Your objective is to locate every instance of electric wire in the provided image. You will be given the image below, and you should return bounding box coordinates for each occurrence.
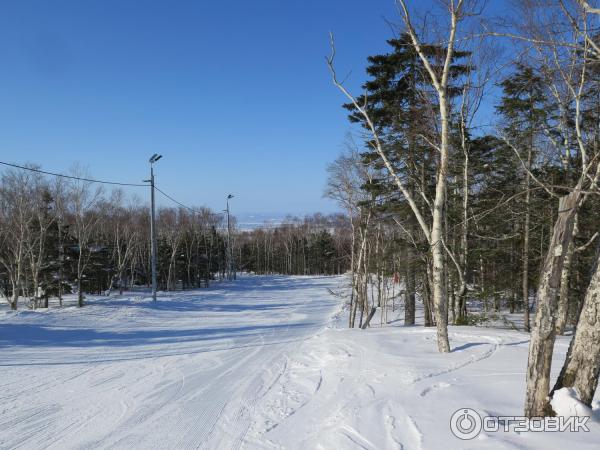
[0,159,225,217]
[0,160,148,187]
[154,186,225,217]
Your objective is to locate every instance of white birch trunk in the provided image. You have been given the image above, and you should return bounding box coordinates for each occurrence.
[552,243,600,406]
[524,191,578,417]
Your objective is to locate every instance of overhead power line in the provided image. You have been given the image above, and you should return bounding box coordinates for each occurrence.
[154,186,224,217]
[0,160,148,187]
[0,159,224,217]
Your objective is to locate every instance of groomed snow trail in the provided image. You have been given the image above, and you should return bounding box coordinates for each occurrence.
[243,308,600,450]
[0,275,344,450]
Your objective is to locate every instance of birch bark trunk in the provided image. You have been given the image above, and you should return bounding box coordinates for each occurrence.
[552,242,600,406]
[405,253,416,326]
[556,214,579,334]
[431,93,451,352]
[524,191,578,417]
[522,148,532,332]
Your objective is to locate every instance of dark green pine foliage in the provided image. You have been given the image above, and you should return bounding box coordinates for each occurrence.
[480,64,550,308]
[343,33,471,215]
[307,230,337,275]
[31,188,64,304]
[342,34,473,297]
[468,135,523,306]
[497,63,547,149]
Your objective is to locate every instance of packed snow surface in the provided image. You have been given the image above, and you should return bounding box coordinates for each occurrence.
[1,274,599,449]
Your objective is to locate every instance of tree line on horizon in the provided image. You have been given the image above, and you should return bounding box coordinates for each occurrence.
[236,213,351,276]
[0,167,351,310]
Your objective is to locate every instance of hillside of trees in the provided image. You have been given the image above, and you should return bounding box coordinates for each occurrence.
[323,0,600,417]
[0,169,230,309]
[0,168,351,311]
[237,214,351,275]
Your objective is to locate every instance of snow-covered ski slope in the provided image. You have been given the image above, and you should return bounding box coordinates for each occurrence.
[244,314,599,449]
[0,275,343,449]
[2,274,599,449]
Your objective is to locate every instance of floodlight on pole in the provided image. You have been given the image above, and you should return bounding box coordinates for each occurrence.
[148,154,163,301]
[225,194,235,280]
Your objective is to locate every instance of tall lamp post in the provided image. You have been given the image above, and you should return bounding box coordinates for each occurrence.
[147,154,162,301]
[226,194,234,280]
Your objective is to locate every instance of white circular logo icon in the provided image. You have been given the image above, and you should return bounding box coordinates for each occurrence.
[450,408,482,440]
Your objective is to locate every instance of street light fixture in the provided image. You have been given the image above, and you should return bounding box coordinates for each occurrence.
[148,154,163,301]
[226,194,235,280]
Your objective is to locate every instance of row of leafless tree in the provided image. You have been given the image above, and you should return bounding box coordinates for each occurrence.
[0,167,228,310]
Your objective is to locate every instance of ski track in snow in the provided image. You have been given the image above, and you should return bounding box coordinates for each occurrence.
[2,275,599,450]
[240,326,501,449]
[240,307,599,450]
[0,275,344,450]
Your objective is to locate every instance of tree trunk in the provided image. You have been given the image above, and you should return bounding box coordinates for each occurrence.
[430,92,451,353]
[522,210,531,330]
[456,122,469,323]
[552,243,600,406]
[77,278,84,308]
[480,256,489,315]
[358,277,365,329]
[350,286,359,328]
[524,191,578,417]
[556,213,578,335]
[405,261,416,325]
[361,306,378,329]
[58,220,64,305]
[522,135,533,332]
[424,263,434,327]
[10,288,18,311]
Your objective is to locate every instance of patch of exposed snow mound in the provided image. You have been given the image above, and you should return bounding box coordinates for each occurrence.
[551,387,593,417]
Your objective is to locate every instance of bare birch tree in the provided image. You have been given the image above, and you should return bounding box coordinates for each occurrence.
[328,0,475,352]
[25,174,55,308]
[0,170,35,310]
[67,170,103,307]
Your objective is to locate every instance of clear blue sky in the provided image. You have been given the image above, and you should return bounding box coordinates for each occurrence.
[0,0,504,215]
[0,0,407,215]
